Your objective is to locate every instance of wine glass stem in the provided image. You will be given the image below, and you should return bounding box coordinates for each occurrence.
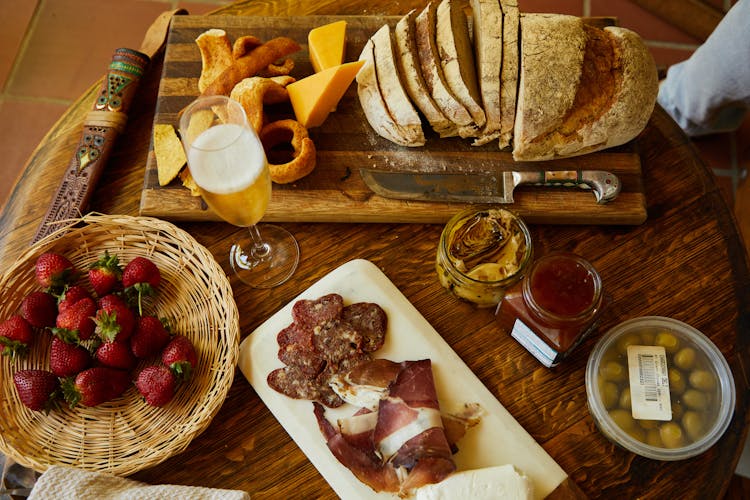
[248,225,270,259]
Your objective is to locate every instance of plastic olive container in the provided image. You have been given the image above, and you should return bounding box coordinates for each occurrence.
[586,316,735,460]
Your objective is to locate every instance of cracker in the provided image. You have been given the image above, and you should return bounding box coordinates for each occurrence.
[153,124,187,186]
[179,169,201,197]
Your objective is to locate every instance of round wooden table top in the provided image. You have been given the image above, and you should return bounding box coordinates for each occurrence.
[1,1,749,498]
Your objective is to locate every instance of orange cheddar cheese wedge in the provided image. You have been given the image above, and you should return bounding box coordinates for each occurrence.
[308,20,347,73]
[288,60,365,128]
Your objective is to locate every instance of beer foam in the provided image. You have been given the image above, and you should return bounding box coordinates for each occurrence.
[187,123,266,194]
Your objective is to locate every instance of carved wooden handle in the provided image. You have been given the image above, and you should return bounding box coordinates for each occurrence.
[32,48,150,243]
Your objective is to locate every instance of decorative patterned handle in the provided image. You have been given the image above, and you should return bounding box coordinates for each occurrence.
[33,48,150,243]
[516,170,621,204]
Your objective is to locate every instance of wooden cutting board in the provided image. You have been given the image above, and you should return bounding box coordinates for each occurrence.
[139,15,647,225]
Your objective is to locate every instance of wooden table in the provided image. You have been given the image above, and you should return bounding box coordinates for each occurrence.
[1,1,749,498]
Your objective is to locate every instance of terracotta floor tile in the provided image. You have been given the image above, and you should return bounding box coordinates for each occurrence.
[0,98,70,208]
[590,0,702,45]
[8,0,169,101]
[0,0,38,92]
[647,46,694,69]
[517,0,583,16]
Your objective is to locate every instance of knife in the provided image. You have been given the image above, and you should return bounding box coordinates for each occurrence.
[32,9,187,244]
[359,168,621,204]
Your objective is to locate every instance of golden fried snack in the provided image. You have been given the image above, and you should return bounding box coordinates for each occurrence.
[230,76,296,133]
[232,35,263,59]
[259,58,295,77]
[196,29,233,93]
[260,119,317,184]
[153,124,186,186]
[201,37,301,97]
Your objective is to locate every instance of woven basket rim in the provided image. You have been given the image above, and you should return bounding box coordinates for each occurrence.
[0,213,239,476]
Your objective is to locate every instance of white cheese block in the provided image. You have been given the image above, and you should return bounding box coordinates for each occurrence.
[415,464,533,500]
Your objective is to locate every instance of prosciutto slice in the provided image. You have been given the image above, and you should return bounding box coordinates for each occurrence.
[314,359,459,495]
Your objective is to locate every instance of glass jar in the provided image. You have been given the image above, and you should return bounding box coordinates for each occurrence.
[436,208,533,308]
[496,252,605,367]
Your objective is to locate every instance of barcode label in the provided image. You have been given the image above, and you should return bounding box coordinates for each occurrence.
[627,345,672,421]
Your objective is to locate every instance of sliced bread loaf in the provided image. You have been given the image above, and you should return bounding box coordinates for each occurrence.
[470,0,503,145]
[498,0,519,149]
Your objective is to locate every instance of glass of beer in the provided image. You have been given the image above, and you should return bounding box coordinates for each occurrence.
[179,95,299,288]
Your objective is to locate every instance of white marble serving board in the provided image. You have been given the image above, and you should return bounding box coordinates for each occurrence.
[237,259,566,499]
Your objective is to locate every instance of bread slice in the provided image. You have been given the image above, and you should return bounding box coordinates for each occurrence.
[394,10,458,138]
[436,0,486,132]
[371,24,425,146]
[469,0,503,145]
[357,39,416,146]
[513,14,658,160]
[498,0,519,149]
[415,2,477,138]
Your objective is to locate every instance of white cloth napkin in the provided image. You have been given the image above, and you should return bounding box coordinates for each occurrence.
[28,465,250,500]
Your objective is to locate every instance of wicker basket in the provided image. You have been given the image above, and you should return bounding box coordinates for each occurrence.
[0,213,240,476]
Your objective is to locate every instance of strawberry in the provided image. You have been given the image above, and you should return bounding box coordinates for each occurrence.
[35,252,76,292]
[13,369,60,412]
[122,257,161,315]
[20,291,58,328]
[130,316,171,359]
[58,285,92,314]
[95,340,136,370]
[52,297,97,342]
[88,251,122,297]
[135,365,176,407]
[0,315,34,357]
[61,366,131,408]
[49,336,92,377]
[94,294,135,342]
[161,335,197,381]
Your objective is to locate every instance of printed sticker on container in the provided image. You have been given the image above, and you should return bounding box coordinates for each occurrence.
[627,345,672,421]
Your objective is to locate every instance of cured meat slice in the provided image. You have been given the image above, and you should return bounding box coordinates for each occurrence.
[313,319,364,362]
[341,302,387,352]
[277,322,325,377]
[292,293,344,329]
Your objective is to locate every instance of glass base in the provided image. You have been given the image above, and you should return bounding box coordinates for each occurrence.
[229,224,299,288]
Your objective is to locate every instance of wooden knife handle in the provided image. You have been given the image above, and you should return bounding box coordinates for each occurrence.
[517,170,621,204]
[32,48,150,243]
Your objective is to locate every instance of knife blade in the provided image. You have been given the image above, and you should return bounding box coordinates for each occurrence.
[360,169,621,204]
[32,9,187,244]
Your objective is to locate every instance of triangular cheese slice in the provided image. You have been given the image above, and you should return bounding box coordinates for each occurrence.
[287,60,365,128]
[308,20,347,73]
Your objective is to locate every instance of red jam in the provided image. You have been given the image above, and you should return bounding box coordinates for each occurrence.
[496,253,604,367]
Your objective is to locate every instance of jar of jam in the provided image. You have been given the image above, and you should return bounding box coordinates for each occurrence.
[496,252,605,367]
[436,208,533,308]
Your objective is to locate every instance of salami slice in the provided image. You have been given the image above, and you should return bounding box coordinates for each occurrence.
[313,319,364,363]
[341,302,387,352]
[292,293,344,329]
[278,342,325,377]
[267,365,323,402]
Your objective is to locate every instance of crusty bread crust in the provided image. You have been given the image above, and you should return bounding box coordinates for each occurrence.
[394,10,457,138]
[372,24,425,146]
[470,0,503,146]
[498,0,519,149]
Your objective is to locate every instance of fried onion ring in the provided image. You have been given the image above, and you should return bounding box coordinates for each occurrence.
[230,76,296,133]
[260,119,317,184]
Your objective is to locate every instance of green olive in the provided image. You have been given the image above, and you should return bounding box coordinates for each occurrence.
[619,387,632,410]
[600,380,620,410]
[671,402,685,420]
[682,389,710,410]
[600,361,628,382]
[669,368,687,395]
[626,425,646,442]
[659,422,686,448]
[674,347,697,370]
[640,330,657,345]
[638,419,659,430]
[655,331,680,353]
[616,333,643,355]
[682,411,706,442]
[609,409,637,432]
[646,428,664,447]
[689,369,717,392]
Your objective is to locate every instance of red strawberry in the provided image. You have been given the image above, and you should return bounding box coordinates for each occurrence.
[96,340,136,370]
[35,252,76,292]
[49,336,92,377]
[122,257,161,315]
[161,335,197,381]
[135,365,176,407]
[0,315,34,357]
[94,294,135,342]
[53,297,97,342]
[88,251,122,296]
[20,291,58,328]
[61,367,131,408]
[13,369,60,412]
[130,316,171,358]
[58,285,92,314]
